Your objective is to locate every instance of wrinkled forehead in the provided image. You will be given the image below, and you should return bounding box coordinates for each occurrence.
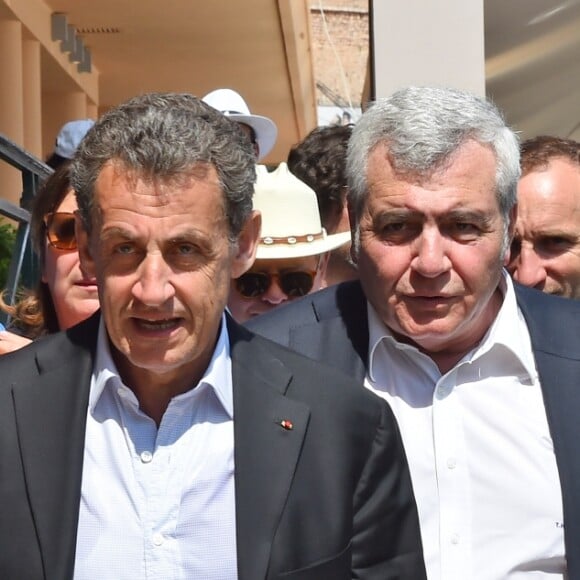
[90,160,224,210]
[99,158,218,189]
[87,160,227,229]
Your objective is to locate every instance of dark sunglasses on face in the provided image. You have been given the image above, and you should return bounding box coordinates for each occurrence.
[44,212,77,250]
[235,269,317,299]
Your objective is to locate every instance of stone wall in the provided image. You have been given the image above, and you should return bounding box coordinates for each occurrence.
[309,0,369,109]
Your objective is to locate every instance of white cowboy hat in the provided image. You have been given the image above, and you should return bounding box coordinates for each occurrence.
[202,88,278,160]
[253,163,351,260]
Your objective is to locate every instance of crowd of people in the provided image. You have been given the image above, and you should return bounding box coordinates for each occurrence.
[0,85,578,579]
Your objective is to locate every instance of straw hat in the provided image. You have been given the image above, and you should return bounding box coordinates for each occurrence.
[254,163,351,259]
[202,88,277,160]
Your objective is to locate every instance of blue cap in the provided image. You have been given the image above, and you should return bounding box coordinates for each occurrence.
[54,119,94,159]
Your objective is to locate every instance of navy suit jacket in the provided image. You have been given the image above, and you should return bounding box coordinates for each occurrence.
[0,312,426,580]
[248,280,580,579]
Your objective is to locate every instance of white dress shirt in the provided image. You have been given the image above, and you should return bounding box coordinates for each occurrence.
[74,315,238,580]
[366,273,565,580]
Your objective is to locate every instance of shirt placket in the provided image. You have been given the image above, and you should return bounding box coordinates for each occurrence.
[141,405,185,580]
[432,370,472,580]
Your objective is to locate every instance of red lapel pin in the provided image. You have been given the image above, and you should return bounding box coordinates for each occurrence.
[279,419,293,430]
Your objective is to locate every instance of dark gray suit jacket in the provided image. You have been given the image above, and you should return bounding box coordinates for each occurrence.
[0,312,426,580]
[248,280,580,579]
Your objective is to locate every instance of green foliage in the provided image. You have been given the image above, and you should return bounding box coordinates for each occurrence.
[0,221,17,291]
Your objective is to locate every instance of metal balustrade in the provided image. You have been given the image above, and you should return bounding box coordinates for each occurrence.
[0,133,53,324]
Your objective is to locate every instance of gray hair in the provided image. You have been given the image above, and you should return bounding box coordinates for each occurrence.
[347,86,520,253]
[71,92,256,242]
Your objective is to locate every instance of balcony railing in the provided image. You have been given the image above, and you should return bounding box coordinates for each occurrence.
[0,133,52,324]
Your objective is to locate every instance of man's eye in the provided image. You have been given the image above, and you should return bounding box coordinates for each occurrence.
[177,244,197,255]
[375,221,421,243]
[377,222,409,236]
[115,243,135,255]
[540,236,573,253]
[450,222,481,240]
[383,223,406,232]
[455,223,478,233]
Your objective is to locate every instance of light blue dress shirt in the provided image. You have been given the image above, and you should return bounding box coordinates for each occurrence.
[74,315,238,579]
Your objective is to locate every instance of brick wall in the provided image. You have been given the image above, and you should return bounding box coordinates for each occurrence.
[309,0,369,108]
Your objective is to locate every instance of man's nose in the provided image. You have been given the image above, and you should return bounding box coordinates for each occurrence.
[411,228,452,278]
[132,253,175,306]
[260,276,288,305]
[509,243,547,290]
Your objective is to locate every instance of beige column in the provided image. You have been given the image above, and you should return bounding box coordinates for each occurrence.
[0,18,25,207]
[86,100,98,120]
[370,0,485,98]
[22,38,42,159]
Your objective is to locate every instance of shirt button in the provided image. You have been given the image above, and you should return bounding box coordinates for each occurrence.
[436,385,451,399]
[447,457,457,469]
[152,532,164,546]
[140,450,153,463]
[451,533,460,545]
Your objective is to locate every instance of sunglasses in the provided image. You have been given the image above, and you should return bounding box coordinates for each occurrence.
[235,269,317,299]
[44,212,77,250]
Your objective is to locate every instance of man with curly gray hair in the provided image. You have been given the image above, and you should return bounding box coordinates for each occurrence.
[249,86,580,580]
[0,92,426,579]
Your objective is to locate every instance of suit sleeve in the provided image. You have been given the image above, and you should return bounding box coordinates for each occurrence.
[351,400,427,579]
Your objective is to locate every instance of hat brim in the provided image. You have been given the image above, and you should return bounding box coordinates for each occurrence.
[226,114,278,160]
[256,230,351,260]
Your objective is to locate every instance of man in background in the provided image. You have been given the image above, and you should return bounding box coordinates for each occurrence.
[508,135,580,298]
[202,88,277,161]
[228,162,349,322]
[288,124,357,286]
[46,118,95,169]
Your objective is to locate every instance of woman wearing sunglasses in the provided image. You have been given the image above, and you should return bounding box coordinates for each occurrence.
[0,161,99,353]
[228,163,350,322]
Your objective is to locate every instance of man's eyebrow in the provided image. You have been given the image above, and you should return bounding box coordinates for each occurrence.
[535,229,579,240]
[100,226,134,240]
[445,209,491,223]
[99,227,210,240]
[373,209,418,222]
[168,232,216,251]
[168,229,211,241]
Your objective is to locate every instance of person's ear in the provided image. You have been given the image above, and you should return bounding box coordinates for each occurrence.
[508,204,517,237]
[315,252,330,289]
[347,200,359,265]
[231,210,261,279]
[75,211,97,278]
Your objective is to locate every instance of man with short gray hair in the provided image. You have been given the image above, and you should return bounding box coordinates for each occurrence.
[249,86,580,579]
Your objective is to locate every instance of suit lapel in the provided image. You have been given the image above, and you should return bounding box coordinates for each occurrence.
[11,316,98,579]
[293,281,368,382]
[229,321,310,580]
[529,348,580,579]
[516,287,580,578]
[290,316,366,381]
